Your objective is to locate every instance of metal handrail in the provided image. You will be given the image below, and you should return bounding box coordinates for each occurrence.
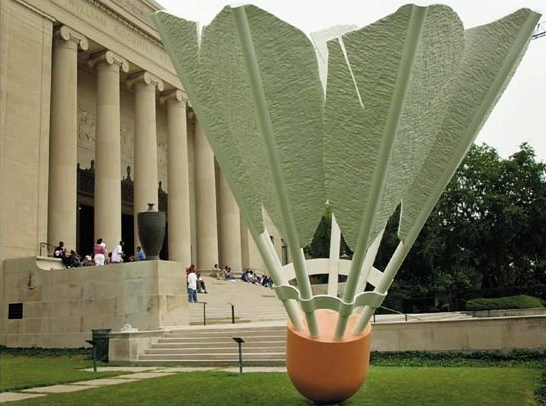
[373,305,426,322]
[200,302,207,326]
[228,303,236,324]
[39,242,57,257]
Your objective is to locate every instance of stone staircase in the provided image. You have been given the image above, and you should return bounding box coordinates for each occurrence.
[136,276,288,366]
[138,323,287,366]
[187,276,288,325]
[134,276,476,366]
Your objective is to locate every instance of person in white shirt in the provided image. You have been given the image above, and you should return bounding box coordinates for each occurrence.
[187,269,198,303]
[111,241,124,263]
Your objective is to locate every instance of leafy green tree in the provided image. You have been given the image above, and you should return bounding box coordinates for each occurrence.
[306,143,546,303]
[425,143,546,291]
[304,206,352,259]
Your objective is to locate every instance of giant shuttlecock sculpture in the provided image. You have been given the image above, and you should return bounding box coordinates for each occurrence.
[152,4,539,403]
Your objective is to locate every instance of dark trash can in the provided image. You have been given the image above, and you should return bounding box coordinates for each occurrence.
[91,329,111,362]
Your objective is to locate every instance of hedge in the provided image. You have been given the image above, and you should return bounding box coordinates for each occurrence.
[466,295,544,311]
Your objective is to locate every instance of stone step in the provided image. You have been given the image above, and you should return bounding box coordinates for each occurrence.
[134,359,286,367]
[158,335,285,344]
[165,328,286,338]
[146,346,286,354]
[189,318,253,326]
[139,352,285,361]
[152,340,285,348]
[188,309,286,317]
[189,313,286,319]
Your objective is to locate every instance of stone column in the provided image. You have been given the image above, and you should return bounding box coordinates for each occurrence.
[89,51,128,250]
[187,111,197,264]
[127,72,164,250]
[247,229,266,273]
[159,89,191,264]
[194,121,218,270]
[240,215,250,269]
[218,170,242,271]
[48,26,88,250]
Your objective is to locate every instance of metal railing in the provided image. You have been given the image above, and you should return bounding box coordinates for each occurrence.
[372,305,426,323]
[198,302,238,326]
[39,242,57,257]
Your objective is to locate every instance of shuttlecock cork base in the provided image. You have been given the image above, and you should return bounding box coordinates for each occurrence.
[286,309,372,404]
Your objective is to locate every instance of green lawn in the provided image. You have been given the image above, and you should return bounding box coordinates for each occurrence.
[0,357,121,392]
[2,366,540,406]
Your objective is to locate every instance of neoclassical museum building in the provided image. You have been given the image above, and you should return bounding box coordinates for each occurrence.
[0,0,288,347]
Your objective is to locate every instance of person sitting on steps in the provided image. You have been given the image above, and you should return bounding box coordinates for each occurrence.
[196,272,207,293]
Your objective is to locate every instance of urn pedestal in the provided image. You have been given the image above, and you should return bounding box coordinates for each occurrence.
[137,203,166,260]
[286,309,372,404]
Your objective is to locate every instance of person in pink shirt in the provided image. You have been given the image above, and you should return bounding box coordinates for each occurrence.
[93,238,107,266]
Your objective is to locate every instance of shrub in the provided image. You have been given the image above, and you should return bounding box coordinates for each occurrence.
[440,303,450,312]
[0,346,88,358]
[466,295,544,311]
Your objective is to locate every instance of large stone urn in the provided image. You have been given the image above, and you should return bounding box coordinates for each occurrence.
[137,203,166,260]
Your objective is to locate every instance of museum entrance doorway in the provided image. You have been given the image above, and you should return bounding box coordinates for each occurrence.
[122,212,134,258]
[77,204,94,256]
[76,204,168,261]
[77,202,137,260]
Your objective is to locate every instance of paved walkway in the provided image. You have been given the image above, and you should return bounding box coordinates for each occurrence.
[0,366,287,403]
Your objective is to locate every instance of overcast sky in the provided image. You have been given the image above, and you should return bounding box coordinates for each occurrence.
[157,0,546,162]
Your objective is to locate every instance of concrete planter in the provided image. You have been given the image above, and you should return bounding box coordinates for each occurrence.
[286,309,372,404]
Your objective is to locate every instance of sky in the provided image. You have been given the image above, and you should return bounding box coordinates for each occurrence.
[157,0,546,162]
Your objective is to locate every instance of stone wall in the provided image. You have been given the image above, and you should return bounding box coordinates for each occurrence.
[371,315,545,352]
[1,258,189,347]
[0,0,52,262]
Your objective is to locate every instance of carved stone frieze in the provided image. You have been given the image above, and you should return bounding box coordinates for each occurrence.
[121,122,134,162]
[158,141,167,174]
[78,105,96,150]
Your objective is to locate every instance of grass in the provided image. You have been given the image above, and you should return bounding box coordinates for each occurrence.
[0,356,121,392]
[1,366,541,405]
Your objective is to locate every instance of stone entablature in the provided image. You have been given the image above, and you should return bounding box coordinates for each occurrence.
[107,0,162,31]
[20,0,181,88]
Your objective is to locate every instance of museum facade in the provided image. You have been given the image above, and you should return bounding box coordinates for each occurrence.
[1,0,289,269]
[0,0,291,346]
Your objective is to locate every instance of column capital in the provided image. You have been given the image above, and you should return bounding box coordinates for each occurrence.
[127,71,164,91]
[88,50,129,73]
[159,89,188,105]
[54,25,88,51]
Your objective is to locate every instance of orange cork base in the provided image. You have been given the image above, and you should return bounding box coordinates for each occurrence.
[286,309,372,404]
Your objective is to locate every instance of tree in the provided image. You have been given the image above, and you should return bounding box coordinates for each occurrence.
[409,143,546,293]
[304,206,352,259]
[306,143,546,304]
